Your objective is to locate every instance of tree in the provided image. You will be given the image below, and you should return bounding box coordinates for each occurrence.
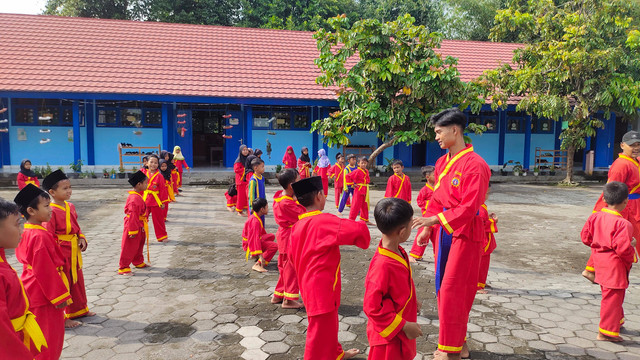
[44,0,131,19]
[138,0,240,26]
[480,0,640,184]
[238,0,358,31]
[312,14,485,165]
[357,0,443,32]
[441,0,510,41]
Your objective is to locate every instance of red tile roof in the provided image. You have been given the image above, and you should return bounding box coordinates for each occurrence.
[0,13,522,100]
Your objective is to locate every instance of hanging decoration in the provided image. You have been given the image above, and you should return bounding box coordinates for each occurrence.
[38,99,52,143]
[39,138,51,144]
[222,134,232,139]
[266,139,272,159]
[39,129,51,133]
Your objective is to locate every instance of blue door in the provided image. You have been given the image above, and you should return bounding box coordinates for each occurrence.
[224,109,244,167]
[173,109,193,168]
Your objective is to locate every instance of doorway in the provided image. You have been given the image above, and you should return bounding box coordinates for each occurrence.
[192,110,224,167]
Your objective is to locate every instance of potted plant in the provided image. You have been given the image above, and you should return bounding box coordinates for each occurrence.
[89,171,97,179]
[128,166,138,179]
[43,163,53,177]
[68,160,83,179]
[500,160,513,176]
[33,167,42,179]
[118,166,126,179]
[549,167,557,176]
[512,162,523,176]
[275,164,282,174]
[102,168,109,178]
[110,168,117,179]
[533,166,540,176]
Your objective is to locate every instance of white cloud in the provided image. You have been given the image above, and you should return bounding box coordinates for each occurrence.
[0,0,47,15]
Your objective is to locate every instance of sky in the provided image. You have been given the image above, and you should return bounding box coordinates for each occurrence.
[0,0,46,15]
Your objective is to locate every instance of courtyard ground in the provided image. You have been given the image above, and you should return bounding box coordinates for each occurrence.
[3,183,640,360]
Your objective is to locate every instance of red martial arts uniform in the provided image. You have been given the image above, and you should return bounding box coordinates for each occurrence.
[144,171,168,242]
[283,146,297,169]
[290,211,371,360]
[162,176,174,221]
[234,162,248,213]
[329,163,347,208]
[242,213,278,265]
[119,190,148,274]
[410,184,436,260]
[384,173,412,203]
[347,167,370,222]
[425,144,490,354]
[314,166,330,196]
[298,158,311,179]
[477,204,497,290]
[225,191,237,209]
[174,159,189,188]
[272,191,306,301]
[586,154,640,273]
[16,224,72,360]
[45,201,90,320]
[364,244,417,360]
[17,173,40,190]
[0,248,47,359]
[171,169,179,194]
[581,208,637,338]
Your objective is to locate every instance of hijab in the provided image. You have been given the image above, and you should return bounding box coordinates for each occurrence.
[158,159,172,181]
[283,146,296,166]
[235,145,249,165]
[166,153,176,170]
[173,146,185,161]
[317,149,330,168]
[254,149,263,158]
[245,155,257,173]
[299,146,310,163]
[20,159,36,177]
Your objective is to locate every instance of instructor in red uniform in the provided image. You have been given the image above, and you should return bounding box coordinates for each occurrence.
[413,108,491,360]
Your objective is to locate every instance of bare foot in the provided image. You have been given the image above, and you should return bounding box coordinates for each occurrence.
[477,289,489,294]
[409,257,418,263]
[484,284,492,289]
[597,332,623,342]
[252,262,268,273]
[64,319,82,329]
[461,342,470,358]
[236,211,244,217]
[582,269,596,284]
[226,207,234,212]
[271,296,283,304]
[282,299,304,309]
[118,272,134,276]
[433,350,462,360]
[80,311,97,318]
[343,349,360,359]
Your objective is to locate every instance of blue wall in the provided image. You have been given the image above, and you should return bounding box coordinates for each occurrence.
[10,126,88,169]
[530,134,557,168]
[467,133,499,165]
[93,127,163,166]
[503,134,526,166]
[252,129,313,166]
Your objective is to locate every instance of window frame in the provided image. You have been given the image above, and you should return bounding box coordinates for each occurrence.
[11,99,84,127]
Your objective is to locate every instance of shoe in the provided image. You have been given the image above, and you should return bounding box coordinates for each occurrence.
[133,130,142,135]
[38,116,52,121]
[40,138,51,144]
[0,108,6,114]
[39,129,51,133]
[0,119,8,123]
[0,129,8,133]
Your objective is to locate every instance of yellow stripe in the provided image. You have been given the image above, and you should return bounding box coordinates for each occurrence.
[484,235,491,252]
[434,146,474,191]
[65,307,89,319]
[273,291,284,297]
[333,262,341,291]
[253,212,264,229]
[51,292,70,305]
[478,282,485,288]
[618,155,640,193]
[118,268,131,274]
[23,224,47,231]
[620,317,625,324]
[437,212,454,234]
[585,266,595,272]
[601,208,622,217]
[336,352,344,360]
[283,292,299,299]
[393,174,405,198]
[299,210,322,220]
[378,247,409,269]
[599,327,620,337]
[489,219,497,233]
[409,253,422,259]
[274,195,294,203]
[379,314,403,338]
[438,344,463,352]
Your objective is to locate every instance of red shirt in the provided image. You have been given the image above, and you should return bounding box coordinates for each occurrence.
[416,184,434,216]
[145,171,167,208]
[425,145,491,241]
[329,164,346,188]
[174,159,189,173]
[0,249,39,359]
[385,173,412,203]
[478,204,497,255]
[234,162,246,186]
[347,168,370,196]
[581,209,637,289]
[242,213,268,257]
[364,244,417,356]
[314,166,329,179]
[290,211,370,316]
[16,224,71,308]
[298,158,311,179]
[17,173,40,190]
[272,190,306,254]
[124,191,147,236]
[593,154,640,225]
[45,201,84,239]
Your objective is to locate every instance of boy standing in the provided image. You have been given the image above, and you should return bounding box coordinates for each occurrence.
[144,155,168,242]
[347,156,371,223]
[15,184,72,360]
[0,197,47,359]
[272,169,305,308]
[581,181,638,342]
[364,198,422,359]
[329,153,347,209]
[338,154,358,214]
[290,176,371,359]
[384,160,412,203]
[43,170,94,328]
[242,198,278,273]
[118,171,149,275]
[409,166,436,262]
[248,158,266,220]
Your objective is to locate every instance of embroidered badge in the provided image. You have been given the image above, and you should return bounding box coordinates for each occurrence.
[451,177,461,187]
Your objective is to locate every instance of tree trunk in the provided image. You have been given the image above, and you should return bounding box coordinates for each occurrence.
[368,137,398,168]
[563,145,576,184]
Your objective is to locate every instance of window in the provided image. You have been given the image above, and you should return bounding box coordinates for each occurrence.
[253,114,271,128]
[506,111,526,133]
[145,110,162,126]
[38,107,59,126]
[98,109,117,125]
[465,110,498,133]
[15,108,34,124]
[272,111,291,130]
[532,115,554,134]
[121,108,141,127]
[294,114,309,129]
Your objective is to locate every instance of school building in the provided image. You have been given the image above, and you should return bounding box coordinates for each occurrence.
[0,13,635,173]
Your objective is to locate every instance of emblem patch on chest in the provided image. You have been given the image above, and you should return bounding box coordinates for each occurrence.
[451,177,461,187]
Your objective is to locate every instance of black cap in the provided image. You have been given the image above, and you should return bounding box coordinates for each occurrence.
[14,184,45,208]
[42,170,68,191]
[622,131,640,145]
[128,170,147,186]
[291,176,323,198]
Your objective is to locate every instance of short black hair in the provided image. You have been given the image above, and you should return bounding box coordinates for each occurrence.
[254,149,263,157]
[374,198,414,235]
[20,192,50,219]
[277,168,298,189]
[142,156,149,162]
[421,166,435,177]
[392,160,404,167]
[251,158,265,169]
[346,154,356,161]
[149,154,159,161]
[603,181,628,206]
[297,189,323,207]
[335,152,343,160]
[252,197,268,213]
[358,156,369,163]
[431,108,467,129]
[0,198,20,221]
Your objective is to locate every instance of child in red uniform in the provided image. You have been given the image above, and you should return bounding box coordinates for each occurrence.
[282,146,297,169]
[15,184,72,360]
[0,198,47,359]
[159,159,174,221]
[581,181,638,342]
[118,171,149,276]
[477,185,497,294]
[365,198,422,359]
[272,169,305,309]
[329,153,346,208]
[313,149,331,196]
[42,170,94,328]
[347,156,371,223]
[384,160,412,203]
[172,146,190,190]
[225,184,238,212]
[234,145,250,216]
[298,147,312,179]
[290,176,371,360]
[17,159,40,190]
[145,155,168,242]
[242,198,278,273]
[409,166,436,263]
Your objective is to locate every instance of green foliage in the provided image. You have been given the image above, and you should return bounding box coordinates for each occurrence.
[441,0,512,41]
[313,14,485,162]
[383,157,396,173]
[480,0,640,183]
[44,0,130,19]
[358,0,443,32]
[69,159,83,173]
[239,0,358,31]
[275,164,282,173]
[44,163,54,177]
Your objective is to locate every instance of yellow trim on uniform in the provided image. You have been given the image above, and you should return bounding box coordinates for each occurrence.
[438,344,463,352]
[620,317,625,324]
[599,327,620,337]
[299,210,322,220]
[618,155,640,193]
[409,253,422,259]
[434,146,474,191]
[118,267,131,274]
[51,292,71,306]
[376,247,414,337]
[379,314,403,338]
[55,201,83,285]
[274,195,294,203]
[478,282,486,288]
[393,174,406,198]
[585,265,595,272]
[336,351,345,360]
[378,247,408,269]
[283,292,299,299]
[437,212,454,234]
[333,262,341,291]
[601,208,622,217]
[65,307,89,319]
[23,223,47,231]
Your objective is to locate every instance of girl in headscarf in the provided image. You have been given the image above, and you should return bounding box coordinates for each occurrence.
[254,149,263,158]
[298,147,311,179]
[234,145,250,215]
[282,146,297,169]
[244,154,258,183]
[172,146,190,190]
[158,159,175,221]
[17,159,40,189]
[313,149,331,196]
